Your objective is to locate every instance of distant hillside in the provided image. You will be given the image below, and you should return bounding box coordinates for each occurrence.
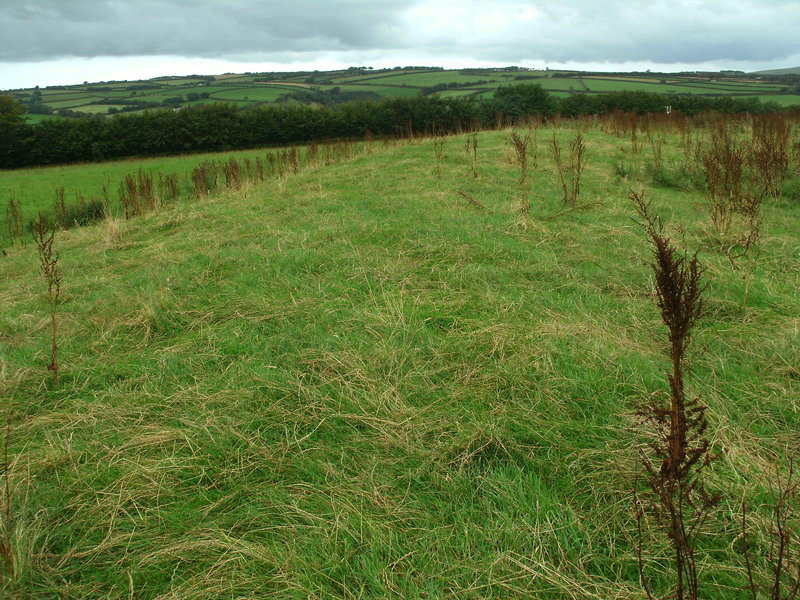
[754,66,800,75]
[5,66,799,123]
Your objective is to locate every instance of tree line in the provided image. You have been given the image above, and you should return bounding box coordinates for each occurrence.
[0,84,788,169]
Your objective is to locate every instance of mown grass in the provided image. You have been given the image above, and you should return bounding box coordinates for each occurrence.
[0,122,798,598]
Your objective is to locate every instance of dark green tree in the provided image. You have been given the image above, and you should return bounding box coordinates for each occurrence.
[0,95,28,167]
[490,83,556,118]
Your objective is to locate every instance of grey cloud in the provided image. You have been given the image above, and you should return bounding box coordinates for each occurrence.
[1,0,410,61]
[2,0,799,66]
[398,0,800,65]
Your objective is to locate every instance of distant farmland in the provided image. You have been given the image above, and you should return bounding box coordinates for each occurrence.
[6,66,799,121]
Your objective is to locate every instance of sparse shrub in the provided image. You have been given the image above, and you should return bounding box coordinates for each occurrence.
[569,133,587,204]
[222,158,242,190]
[650,135,664,171]
[118,174,138,218]
[751,113,791,198]
[158,173,180,202]
[136,169,157,211]
[307,140,319,165]
[508,130,531,214]
[60,196,105,228]
[551,134,568,201]
[550,132,587,205]
[702,125,751,235]
[631,191,719,600]
[118,170,156,217]
[192,161,219,198]
[254,157,266,182]
[4,195,23,247]
[52,187,66,229]
[31,214,62,386]
[287,147,300,174]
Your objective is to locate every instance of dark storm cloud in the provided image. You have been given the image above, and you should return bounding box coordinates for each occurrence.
[3,0,799,65]
[0,0,409,61]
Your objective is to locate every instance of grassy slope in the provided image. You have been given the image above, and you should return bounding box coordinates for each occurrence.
[0,126,799,599]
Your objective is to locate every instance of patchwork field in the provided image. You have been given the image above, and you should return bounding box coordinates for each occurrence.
[1,114,799,598]
[7,67,798,122]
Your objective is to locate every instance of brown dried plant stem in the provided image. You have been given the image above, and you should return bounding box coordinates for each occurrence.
[550,133,587,206]
[32,215,62,386]
[5,195,23,247]
[509,131,531,214]
[550,134,569,203]
[569,133,587,205]
[631,191,718,600]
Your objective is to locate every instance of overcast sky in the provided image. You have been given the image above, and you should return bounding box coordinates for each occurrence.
[2,0,799,89]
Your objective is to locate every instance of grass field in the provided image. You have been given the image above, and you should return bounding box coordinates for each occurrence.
[346,72,508,87]
[754,94,800,106]
[71,104,121,114]
[317,84,424,98]
[1,116,799,598]
[0,146,317,223]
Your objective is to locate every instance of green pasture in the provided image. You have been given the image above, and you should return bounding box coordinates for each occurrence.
[326,69,441,83]
[208,88,286,102]
[72,104,121,114]
[8,69,798,121]
[22,113,64,124]
[361,71,507,87]
[151,78,210,86]
[0,121,798,598]
[0,145,317,222]
[435,88,488,98]
[45,97,104,109]
[316,84,423,98]
[753,94,800,106]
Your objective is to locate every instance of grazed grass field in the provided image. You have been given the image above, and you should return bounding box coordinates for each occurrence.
[0,119,799,598]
